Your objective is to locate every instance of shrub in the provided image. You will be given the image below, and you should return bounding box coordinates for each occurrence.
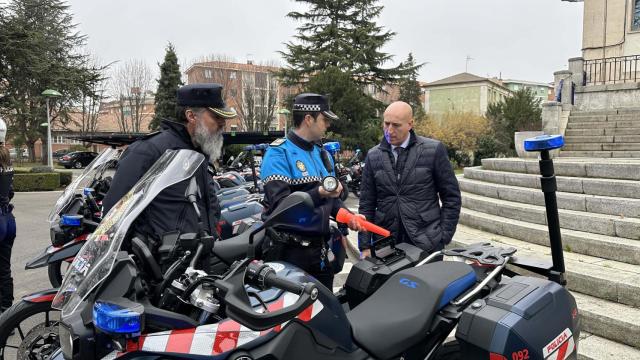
[14,173,60,191]
[415,112,490,167]
[30,166,54,173]
[59,171,73,186]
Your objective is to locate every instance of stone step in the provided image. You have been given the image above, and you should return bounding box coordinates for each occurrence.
[563,143,640,151]
[458,177,640,219]
[480,157,640,180]
[568,114,607,122]
[459,205,640,265]
[462,191,640,242]
[607,114,640,122]
[564,135,614,143]
[560,150,640,158]
[578,333,640,360]
[563,143,607,151]
[563,127,640,136]
[567,121,616,129]
[464,167,640,199]
[571,109,621,115]
[565,128,605,136]
[605,127,640,135]
[453,224,640,348]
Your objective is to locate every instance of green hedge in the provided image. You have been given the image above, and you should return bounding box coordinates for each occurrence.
[59,171,72,187]
[14,173,60,191]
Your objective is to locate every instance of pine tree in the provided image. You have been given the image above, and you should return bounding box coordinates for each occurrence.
[398,53,426,120]
[0,0,104,161]
[150,43,183,130]
[486,88,542,154]
[279,0,415,89]
[279,0,417,148]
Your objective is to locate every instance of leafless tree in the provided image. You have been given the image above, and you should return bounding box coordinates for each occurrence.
[109,59,153,133]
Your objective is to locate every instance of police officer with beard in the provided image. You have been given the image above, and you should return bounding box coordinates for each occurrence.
[102,83,236,256]
[261,93,364,289]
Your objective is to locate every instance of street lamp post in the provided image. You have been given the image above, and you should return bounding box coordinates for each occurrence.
[42,89,62,169]
[277,108,291,135]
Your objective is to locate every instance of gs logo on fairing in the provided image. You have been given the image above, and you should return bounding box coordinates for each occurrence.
[399,278,418,289]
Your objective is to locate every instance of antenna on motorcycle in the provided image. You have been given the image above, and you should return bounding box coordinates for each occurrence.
[524,135,566,286]
[185,177,213,262]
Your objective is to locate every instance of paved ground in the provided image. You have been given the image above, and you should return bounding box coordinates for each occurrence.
[10,191,62,299]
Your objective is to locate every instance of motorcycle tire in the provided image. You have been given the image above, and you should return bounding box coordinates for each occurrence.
[0,300,60,360]
[433,340,461,360]
[47,261,65,288]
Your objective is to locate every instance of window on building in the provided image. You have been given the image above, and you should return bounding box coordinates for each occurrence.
[204,69,213,79]
[230,89,237,97]
[634,0,640,30]
[255,73,267,88]
[230,71,237,80]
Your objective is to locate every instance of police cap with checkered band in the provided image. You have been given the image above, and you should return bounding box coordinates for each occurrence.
[292,93,339,121]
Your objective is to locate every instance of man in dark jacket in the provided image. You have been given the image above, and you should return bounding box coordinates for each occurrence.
[358,101,461,257]
[102,83,236,252]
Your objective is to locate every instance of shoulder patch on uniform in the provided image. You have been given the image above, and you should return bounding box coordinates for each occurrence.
[270,138,286,146]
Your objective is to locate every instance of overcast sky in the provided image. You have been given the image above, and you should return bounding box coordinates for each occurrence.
[65,0,584,84]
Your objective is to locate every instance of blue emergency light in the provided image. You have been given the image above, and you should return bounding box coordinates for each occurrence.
[524,135,564,152]
[323,142,341,155]
[244,143,269,151]
[60,215,83,227]
[83,188,95,196]
[93,301,143,334]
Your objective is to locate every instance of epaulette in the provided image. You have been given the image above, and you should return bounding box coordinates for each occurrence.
[270,138,286,146]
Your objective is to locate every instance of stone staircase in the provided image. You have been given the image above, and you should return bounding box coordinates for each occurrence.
[562,108,640,158]
[454,158,640,359]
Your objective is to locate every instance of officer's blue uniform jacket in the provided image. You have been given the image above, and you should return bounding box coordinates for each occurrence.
[261,131,343,236]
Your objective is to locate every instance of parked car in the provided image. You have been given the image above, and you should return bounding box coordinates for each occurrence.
[9,148,28,160]
[52,148,70,159]
[57,151,98,169]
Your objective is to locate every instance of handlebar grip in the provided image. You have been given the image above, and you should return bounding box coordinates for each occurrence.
[263,272,305,294]
[246,261,311,295]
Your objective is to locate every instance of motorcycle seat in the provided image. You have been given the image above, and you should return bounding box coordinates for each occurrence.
[213,222,265,264]
[347,261,476,359]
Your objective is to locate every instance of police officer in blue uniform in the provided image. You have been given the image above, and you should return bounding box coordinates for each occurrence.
[261,93,363,289]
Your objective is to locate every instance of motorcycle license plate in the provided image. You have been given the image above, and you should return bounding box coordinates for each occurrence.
[346,174,352,182]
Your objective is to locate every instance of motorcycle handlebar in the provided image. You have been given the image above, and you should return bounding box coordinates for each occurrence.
[246,261,308,294]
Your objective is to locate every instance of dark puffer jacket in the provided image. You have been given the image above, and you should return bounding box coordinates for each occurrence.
[358,130,461,252]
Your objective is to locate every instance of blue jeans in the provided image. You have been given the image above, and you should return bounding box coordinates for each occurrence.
[0,211,17,310]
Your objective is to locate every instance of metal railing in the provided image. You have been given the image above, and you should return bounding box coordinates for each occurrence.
[583,55,640,85]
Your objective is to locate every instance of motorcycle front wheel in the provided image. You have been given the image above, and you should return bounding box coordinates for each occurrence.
[47,260,71,288]
[0,299,60,360]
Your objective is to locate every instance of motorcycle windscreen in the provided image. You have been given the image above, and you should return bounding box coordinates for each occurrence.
[52,149,205,316]
[47,147,120,224]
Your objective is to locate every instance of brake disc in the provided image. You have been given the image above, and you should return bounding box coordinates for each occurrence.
[17,323,60,360]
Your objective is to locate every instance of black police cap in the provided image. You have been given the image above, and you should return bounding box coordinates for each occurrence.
[177,83,237,119]
[292,93,339,121]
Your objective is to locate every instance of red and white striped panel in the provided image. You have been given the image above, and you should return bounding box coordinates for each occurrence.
[542,329,576,360]
[101,297,324,359]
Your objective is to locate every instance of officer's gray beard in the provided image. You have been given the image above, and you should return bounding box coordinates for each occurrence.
[193,120,224,161]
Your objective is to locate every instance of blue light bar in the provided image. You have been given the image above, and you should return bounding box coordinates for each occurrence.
[524,135,565,152]
[93,301,142,334]
[244,143,269,151]
[60,215,83,227]
[323,142,341,155]
[83,188,95,196]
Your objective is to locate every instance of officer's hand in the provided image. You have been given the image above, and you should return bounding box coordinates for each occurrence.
[319,181,343,199]
[360,249,371,259]
[347,213,366,232]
